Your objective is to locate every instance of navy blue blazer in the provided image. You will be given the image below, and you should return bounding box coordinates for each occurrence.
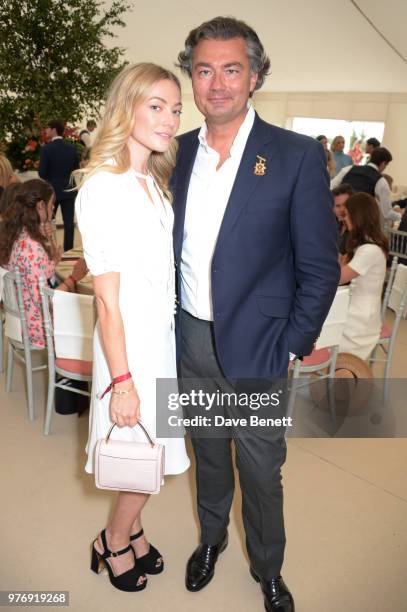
[172,113,340,378]
[39,139,79,201]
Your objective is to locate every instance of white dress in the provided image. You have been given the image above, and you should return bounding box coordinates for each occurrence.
[339,243,386,360]
[75,166,190,475]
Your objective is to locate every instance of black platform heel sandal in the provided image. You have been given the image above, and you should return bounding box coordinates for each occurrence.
[130,528,164,574]
[91,529,148,592]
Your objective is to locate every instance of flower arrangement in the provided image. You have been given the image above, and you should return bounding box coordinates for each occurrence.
[5,126,85,172]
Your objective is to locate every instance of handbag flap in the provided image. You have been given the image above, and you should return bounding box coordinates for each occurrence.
[98,439,162,461]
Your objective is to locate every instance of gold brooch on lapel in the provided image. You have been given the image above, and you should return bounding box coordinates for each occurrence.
[253,155,267,176]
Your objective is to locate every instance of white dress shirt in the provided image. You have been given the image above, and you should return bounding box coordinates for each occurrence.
[180,105,255,321]
[330,163,401,223]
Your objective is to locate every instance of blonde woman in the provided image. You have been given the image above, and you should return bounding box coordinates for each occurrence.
[75,63,190,592]
[330,135,352,176]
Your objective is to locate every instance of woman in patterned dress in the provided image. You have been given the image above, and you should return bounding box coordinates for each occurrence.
[0,179,87,347]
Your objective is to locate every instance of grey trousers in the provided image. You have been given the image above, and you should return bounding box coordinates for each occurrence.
[180,309,287,579]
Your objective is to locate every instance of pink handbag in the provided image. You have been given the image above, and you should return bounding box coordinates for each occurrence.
[95,422,164,494]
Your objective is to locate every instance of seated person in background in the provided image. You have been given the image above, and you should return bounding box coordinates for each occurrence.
[330,135,352,176]
[0,154,18,198]
[0,179,87,348]
[392,196,407,210]
[331,147,402,225]
[399,210,407,233]
[339,193,388,360]
[316,134,336,177]
[382,174,405,216]
[332,183,354,254]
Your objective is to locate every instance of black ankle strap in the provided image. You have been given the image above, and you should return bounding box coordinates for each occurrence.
[130,528,144,541]
[106,544,132,559]
[100,529,132,559]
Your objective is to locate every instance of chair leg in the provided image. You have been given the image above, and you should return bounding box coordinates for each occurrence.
[6,342,14,392]
[25,351,35,421]
[369,345,378,366]
[327,376,337,423]
[286,376,298,420]
[383,353,393,404]
[44,380,55,435]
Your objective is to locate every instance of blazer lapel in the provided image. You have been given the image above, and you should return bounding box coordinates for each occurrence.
[214,114,275,253]
[173,132,199,262]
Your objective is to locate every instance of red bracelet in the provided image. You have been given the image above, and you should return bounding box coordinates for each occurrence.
[98,372,132,400]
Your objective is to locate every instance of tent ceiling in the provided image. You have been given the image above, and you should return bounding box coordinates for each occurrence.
[108,0,407,92]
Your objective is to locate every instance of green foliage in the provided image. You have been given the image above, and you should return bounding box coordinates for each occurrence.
[0,0,132,141]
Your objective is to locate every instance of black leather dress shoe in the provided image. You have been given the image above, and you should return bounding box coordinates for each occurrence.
[250,567,295,612]
[185,532,228,592]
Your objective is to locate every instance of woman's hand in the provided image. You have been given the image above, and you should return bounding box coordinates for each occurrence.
[109,383,141,428]
[71,257,88,282]
[42,221,54,239]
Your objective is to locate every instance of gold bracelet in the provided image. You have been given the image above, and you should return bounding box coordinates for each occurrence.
[112,388,135,396]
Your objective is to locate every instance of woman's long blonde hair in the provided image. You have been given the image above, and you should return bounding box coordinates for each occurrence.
[75,63,180,200]
[0,155,14,189]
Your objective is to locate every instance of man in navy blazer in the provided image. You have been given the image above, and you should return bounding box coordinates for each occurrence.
[173,17,340,611]
[39,120,79,251]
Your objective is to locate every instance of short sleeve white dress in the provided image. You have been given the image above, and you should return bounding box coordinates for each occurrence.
[339,243,386,360]
[75,166,190,475]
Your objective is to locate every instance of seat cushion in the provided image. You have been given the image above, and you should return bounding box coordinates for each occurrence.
[302,347,331,366]
[55,358,93,376]
[380,323,392,339]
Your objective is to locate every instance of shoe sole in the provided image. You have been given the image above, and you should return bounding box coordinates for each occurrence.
[185,538,228,592]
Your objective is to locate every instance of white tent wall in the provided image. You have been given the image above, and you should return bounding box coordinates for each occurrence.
[102,0,407,183]
[382,102,407,187]
[178,91,407,185]
[253,92,407,186]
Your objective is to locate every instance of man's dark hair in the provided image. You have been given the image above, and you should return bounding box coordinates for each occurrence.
[47,120,64,136]
[366,137,380,148]
[370,147,392,166]
[177,16,271,92]
[316,135,327,142]
[86,119,97,130]
[331,183,355,198]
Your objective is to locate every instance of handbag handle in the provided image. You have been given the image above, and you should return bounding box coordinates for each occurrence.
[105,421,155,448]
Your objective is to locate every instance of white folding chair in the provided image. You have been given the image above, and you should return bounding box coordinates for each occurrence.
[2,268,47,420]
[369,263,407,401]
[39,277,95,435]
[387,229,407,262]
[287,286,351,418]
[381,256,398,321]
